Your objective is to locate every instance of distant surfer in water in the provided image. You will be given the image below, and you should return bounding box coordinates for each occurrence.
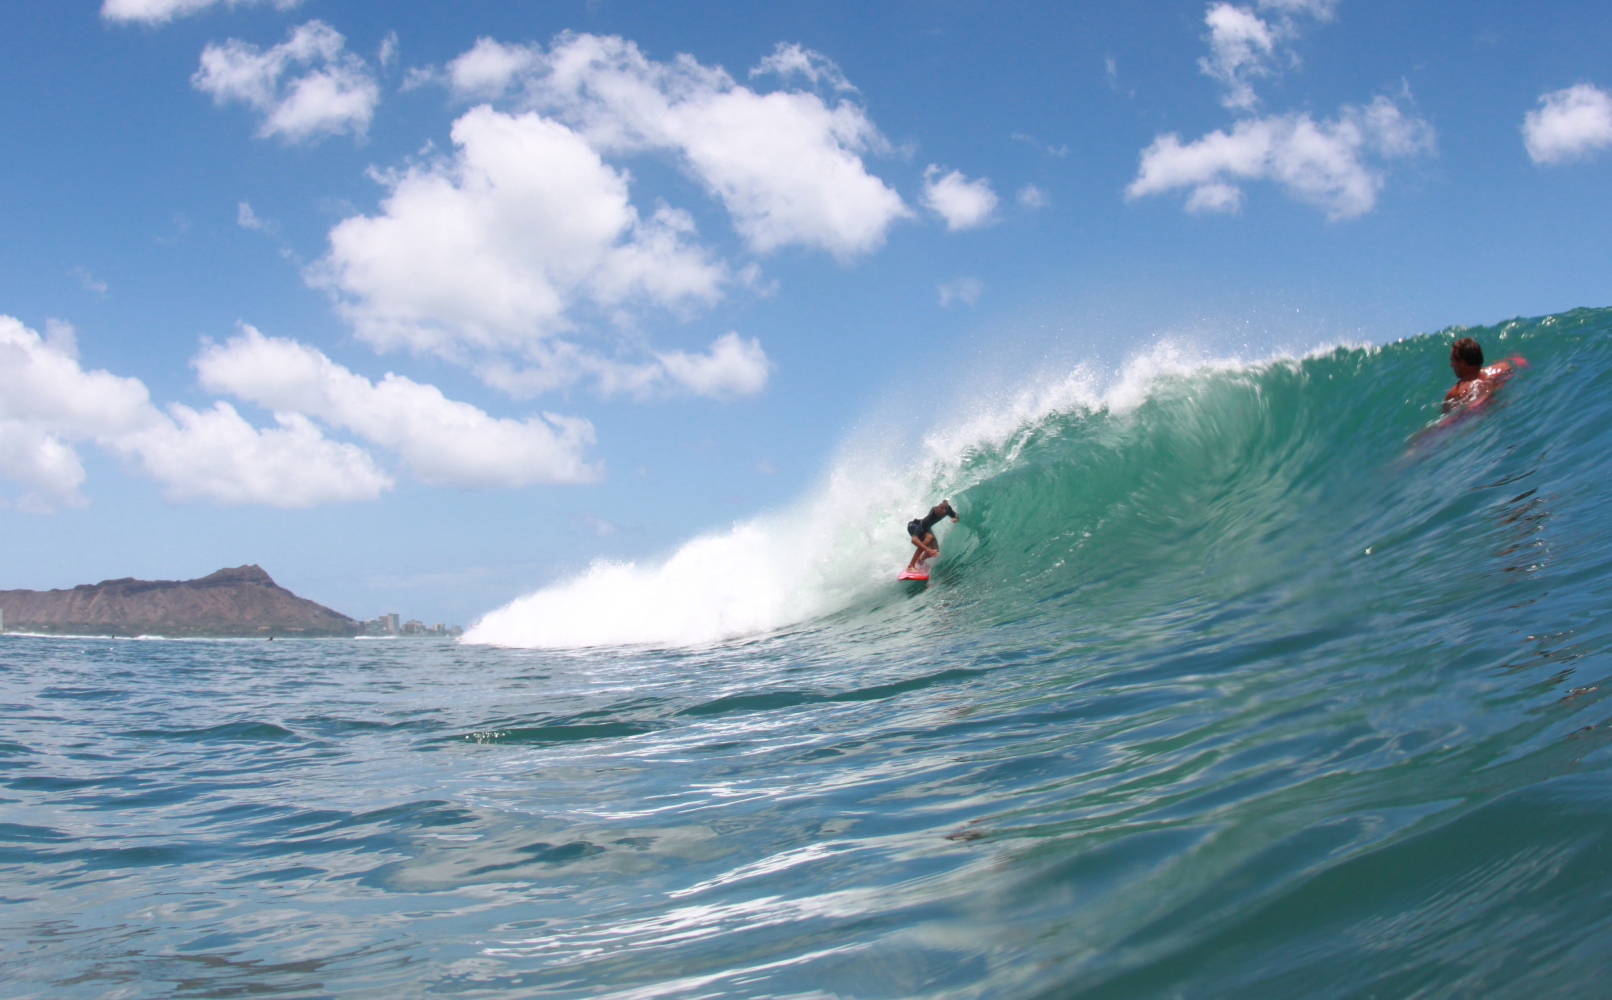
[907,500,958,572]
[1443,336,1525,415]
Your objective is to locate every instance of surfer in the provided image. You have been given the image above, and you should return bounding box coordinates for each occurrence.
[907,500,958,572]
[1443,337,1524,415]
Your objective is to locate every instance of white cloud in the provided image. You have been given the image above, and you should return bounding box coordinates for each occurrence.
[102,0,302,24]
[468,33,909,258]
[1196,0,1337,111]
[1017,184,1050,209]
[922,166,999,230]
[750,42,856,92]
[71,267,108,295]
[326,33,909,401]
[311,104,727,368]
[236,201,279,233]
[377,32,399,69]
[656,332,771,398]
[0,315,387,510]
[445,38,542,100]
[1127,95,1434,219]
[1259,0,1337,17]
[0,421,88,512]
[938,277,983,307]
[194,325,602,487]
[1104,55,1122,91]
[121,404,390,506]
[1523,83,1612,165]
[477,331,771,402]
[192,21,379,142]
[1012,132,1070,157]
[43,320,79,360]
[1199,3,1279,112]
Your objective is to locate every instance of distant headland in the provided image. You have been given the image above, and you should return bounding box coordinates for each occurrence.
[0,565,358,638]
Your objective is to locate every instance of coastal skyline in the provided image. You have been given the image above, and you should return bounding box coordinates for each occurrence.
[2,0,1609,624]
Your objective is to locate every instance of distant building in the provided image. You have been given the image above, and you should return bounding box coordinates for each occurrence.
[358,614,462,638]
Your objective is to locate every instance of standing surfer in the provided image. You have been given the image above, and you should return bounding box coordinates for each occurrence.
[906,500,958,572]
[1443,336,1525,414]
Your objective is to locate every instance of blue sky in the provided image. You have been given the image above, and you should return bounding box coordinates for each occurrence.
[1,0,1608,626]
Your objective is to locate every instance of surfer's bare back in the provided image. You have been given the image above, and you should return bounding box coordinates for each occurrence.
[1443,336,1525,415]
[906,500,958,571]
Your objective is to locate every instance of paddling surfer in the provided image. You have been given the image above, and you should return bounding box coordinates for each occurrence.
[1443,336,1525,415]
[906,500,958,572]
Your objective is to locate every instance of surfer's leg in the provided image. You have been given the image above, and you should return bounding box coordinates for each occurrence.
[909,532,938,568]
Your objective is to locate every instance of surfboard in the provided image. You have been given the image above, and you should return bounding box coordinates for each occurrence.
[897,569,929,581]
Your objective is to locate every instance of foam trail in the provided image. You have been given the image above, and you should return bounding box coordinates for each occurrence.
[465,341,1282,649]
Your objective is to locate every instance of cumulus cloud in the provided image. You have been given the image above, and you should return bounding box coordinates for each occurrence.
[312,105,726,365]
[922,166,999,230]
[320,34,892,399]
[656,332,771,398]
[1200,3,1279,111]
[192,21,379,142]
[102,0,302,23]
[1523,83,1612,164]
[1128,95,1434,219]
[445,37,542,99]
[1197,0,1337,111]
[1135,1,1430,218]
[194,325,602,486]
[121,404,390,506]
[447,33,909,258]
[0,316,388,510]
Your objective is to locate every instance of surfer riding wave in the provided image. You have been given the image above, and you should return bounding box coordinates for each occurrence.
[906,500,958,572]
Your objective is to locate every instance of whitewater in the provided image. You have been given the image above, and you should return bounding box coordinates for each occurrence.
[6,307,1612,998]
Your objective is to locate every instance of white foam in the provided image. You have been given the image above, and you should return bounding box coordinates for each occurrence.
[464,339,1314,650]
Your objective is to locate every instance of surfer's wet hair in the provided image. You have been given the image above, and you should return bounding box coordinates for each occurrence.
[1452,337,1484,368]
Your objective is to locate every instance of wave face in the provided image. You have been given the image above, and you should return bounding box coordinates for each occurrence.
[8,307,1612,999]
[471,307,1597,653]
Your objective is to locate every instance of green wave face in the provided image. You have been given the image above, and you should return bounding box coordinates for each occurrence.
[908,309,1608,655]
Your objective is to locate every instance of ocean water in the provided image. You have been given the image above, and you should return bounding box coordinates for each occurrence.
[6,307,1612,999]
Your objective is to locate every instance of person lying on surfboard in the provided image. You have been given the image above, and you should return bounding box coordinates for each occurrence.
[1443,336,1525,415]
[906,500,958,572]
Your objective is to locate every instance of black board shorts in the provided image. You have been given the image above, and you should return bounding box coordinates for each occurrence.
[907,519,925,538]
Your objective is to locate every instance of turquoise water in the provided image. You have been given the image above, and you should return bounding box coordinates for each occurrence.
[5,308,1612,998]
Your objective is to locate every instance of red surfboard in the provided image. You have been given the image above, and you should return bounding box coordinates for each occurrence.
[897,569,929,581]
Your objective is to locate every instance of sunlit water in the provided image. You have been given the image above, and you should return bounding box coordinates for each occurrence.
[6,308,1612,998]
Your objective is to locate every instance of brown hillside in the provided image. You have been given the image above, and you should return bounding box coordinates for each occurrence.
[0,565,356,637]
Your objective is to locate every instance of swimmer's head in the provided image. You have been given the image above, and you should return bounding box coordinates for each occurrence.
[1451,337,1484,368]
